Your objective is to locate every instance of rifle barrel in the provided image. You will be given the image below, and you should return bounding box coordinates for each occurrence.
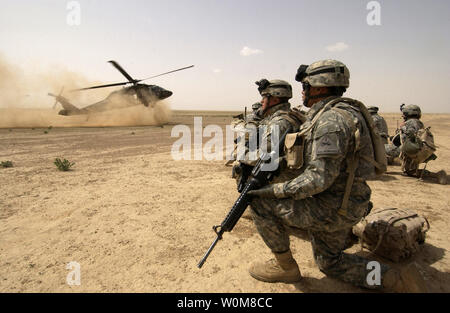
[197,235,221,268]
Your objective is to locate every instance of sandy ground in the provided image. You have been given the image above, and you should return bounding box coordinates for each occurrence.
[0,111,449,293]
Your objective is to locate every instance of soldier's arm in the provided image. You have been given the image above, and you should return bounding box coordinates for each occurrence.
[260,116,292,155]
[242,117,291,167]
[232,118,259,166]
[275,113,350,199]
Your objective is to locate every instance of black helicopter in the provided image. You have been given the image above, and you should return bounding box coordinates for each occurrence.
[48,60,193,116]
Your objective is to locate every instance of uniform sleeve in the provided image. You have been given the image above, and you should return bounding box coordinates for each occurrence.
[240,116,292,166]
[401,120,420,141]
[280,112,351,200]
[259,116,293,155]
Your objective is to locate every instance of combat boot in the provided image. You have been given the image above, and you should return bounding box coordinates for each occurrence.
[249,250,302,283]
[436,170,447,185]
[383,263,428,293]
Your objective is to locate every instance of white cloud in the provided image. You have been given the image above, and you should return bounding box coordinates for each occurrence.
[212,68,222,73]
[240,46,263,56]
[326,42,349,52]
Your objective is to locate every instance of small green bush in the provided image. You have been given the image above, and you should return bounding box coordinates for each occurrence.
[1,161,13,168]
[54,158,75,171]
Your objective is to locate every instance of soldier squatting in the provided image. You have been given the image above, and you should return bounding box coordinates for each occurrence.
[222,59,445,292]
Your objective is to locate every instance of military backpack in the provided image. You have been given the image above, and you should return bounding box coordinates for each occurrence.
[352,208,430,262]
[401,126,437,164]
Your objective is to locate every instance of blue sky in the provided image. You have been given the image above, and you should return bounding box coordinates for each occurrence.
[0,0,449,112]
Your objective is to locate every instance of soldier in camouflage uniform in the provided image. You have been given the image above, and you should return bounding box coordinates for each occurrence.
[227,102,263,167]
[246,60,427,292]
[368,106,389,145]
[248,102,263,122]
[232,79,303,184]
[399,105,425,176]
[385,143,401,165]
[366,106,399,165]
[398,105,446,184]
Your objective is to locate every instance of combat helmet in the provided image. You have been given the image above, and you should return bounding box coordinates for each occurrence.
[295,59,350,88]
[255,79,292,99]
[367,106,380,114]
[402,104,422,119]
[252,102,262,111]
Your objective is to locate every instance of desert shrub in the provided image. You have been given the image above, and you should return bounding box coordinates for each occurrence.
[1,161,13,168]
[54,158,75,171]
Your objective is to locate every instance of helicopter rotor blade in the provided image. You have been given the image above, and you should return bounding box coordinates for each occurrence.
[71,81,130,91]
[108,60,136,83]
[138,65,194,82]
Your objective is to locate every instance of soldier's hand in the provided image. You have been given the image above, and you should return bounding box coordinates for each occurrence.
[248,185,277,198]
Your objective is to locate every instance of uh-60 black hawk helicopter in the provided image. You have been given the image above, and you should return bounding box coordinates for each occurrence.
[48,60,194,116]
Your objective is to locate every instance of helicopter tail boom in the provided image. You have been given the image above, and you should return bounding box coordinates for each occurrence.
[48,93,83,115]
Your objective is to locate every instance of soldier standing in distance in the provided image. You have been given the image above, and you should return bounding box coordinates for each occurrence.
[247,59,427,292]
[368,106,389,145]
[399,105,425,176]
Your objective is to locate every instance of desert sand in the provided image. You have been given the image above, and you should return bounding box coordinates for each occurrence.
[0,111,449,293]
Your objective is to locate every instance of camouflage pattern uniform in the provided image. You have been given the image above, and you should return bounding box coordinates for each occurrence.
[247,102,263,123]
[400,118,425,175]
[385,142,401,164]
[250,96,391,289]
[232,80,301,184]
[228,103,263,167]
[368,107,395,163]
[368,107,389,145]
[240,102,293,166]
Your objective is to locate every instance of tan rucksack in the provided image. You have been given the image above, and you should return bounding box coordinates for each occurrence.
[352,208,430,262]
[415,127,437,163]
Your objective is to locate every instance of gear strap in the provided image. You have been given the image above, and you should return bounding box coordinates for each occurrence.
[276,110,306,131]
[332,108,360,217]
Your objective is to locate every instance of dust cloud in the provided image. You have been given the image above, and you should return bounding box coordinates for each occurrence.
[0,55,172,128]
[0,101,172,128]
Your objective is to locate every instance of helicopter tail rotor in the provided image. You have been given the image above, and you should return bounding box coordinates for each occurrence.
[49,86,65,109]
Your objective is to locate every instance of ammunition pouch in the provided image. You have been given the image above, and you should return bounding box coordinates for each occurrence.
[284,133,304,170]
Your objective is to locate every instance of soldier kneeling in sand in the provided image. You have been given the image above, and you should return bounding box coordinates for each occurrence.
[397,104,446,184]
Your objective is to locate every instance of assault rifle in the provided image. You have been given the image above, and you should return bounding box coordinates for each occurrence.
[197,128,290,268]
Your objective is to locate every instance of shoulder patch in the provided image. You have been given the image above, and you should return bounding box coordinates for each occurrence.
[316,133,340,156]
